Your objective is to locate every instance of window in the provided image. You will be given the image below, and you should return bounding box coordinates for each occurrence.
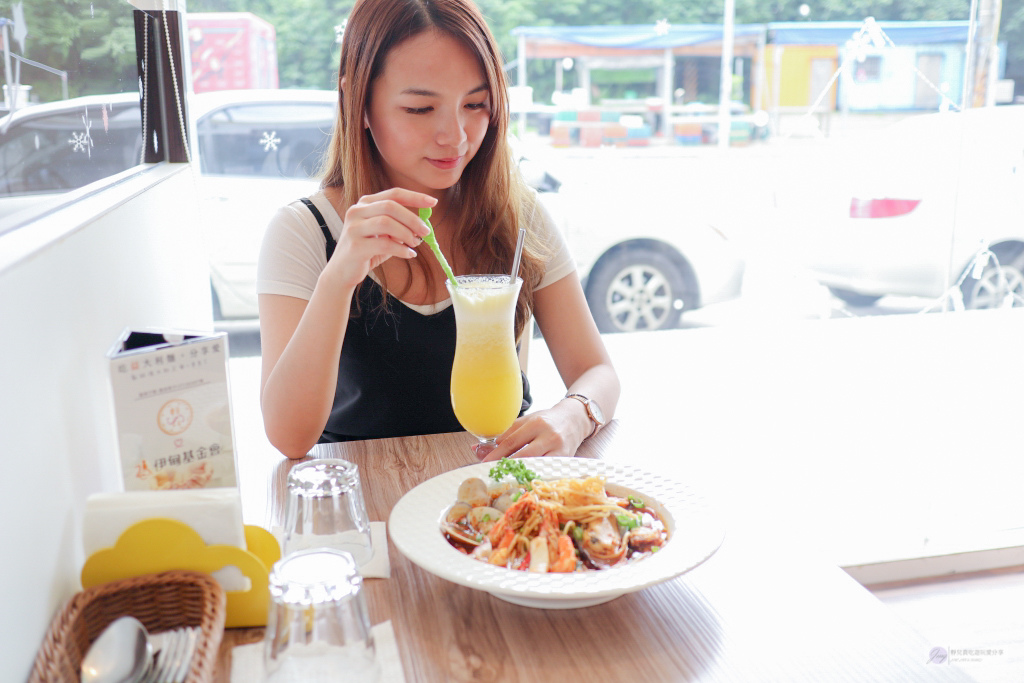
[0,0,189,234]
[854,55,882,82]
[0,95,141,199]
[196,101,334,178]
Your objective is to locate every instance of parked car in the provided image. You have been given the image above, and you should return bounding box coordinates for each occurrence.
[0,89,333,319]
[535,185,744,333]
[0,90,745,330]
[782,106,1024,310]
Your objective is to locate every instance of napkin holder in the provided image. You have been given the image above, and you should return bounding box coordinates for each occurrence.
[81,518,280,628]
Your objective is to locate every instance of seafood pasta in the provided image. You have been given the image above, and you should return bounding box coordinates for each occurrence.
[441,461,669,573]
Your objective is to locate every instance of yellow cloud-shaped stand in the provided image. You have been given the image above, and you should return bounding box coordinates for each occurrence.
[81,518,281,628]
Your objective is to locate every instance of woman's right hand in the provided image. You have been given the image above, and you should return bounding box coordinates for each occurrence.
[326,188,436,289]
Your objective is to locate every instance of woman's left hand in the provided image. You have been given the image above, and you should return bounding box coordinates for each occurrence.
[479,403,589,461]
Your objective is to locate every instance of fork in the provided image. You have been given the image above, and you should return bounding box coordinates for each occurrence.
[141,627,200,683]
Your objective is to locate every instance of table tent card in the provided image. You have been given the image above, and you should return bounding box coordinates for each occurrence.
[108,328,238,491]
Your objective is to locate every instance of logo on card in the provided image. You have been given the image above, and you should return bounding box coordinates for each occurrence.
[157,398,194,435]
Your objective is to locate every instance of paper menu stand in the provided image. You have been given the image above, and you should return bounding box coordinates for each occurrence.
[108,328,238,491]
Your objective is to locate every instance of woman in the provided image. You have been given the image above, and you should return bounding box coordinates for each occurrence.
[257,0,619,460]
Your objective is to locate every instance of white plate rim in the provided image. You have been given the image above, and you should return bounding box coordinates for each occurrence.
[387,458,725,606]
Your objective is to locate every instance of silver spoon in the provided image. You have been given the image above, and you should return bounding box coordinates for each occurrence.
[81,615,153,683]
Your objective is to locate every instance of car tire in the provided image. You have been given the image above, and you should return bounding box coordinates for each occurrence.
[960,246,1024,310]
[586,248,690,333]
[828,287,881,307]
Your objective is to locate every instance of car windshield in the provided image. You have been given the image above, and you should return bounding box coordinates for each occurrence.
[0,100,141,198]
[196,101,335,179]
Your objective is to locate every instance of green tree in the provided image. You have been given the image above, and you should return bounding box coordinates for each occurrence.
[0,0,137,101]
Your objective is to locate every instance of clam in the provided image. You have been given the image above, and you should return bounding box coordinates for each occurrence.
[457,477,490,507]
[445,501,472,524]
[441,522,484,550]
[467,506,503,533]
[492,492,514,512]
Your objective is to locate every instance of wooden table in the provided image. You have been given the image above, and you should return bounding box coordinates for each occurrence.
[217,420,976,682]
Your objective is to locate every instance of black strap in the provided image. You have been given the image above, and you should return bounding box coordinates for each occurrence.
[300,197,336,261]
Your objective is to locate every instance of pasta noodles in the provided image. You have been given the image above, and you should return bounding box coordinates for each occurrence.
[442,474,669,573]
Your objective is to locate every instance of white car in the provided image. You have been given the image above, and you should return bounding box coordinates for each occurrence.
[511,138,745,334]
[537,185,745,333]
[784,106,1024,310]
[0,90,745,329]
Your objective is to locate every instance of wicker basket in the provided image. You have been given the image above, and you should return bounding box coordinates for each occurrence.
[30,570,226,683]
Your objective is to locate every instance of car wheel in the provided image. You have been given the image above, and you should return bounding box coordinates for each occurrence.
[586,248,689,333]
[828,287,882,307]
[961,249,1024,310]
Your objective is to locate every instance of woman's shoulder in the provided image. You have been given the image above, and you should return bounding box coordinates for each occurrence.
[266,190,342,239]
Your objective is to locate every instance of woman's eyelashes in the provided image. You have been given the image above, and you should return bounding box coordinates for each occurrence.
[402,101,489,115]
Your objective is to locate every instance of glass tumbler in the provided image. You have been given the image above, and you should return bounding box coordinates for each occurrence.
[282,459,373,566]
[264,548,380,682]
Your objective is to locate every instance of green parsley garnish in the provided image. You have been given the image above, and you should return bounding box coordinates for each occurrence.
[488,458,537,487]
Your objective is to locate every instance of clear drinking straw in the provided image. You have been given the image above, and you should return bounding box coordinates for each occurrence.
[510,228,526,283]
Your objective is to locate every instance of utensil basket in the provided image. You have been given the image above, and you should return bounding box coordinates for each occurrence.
[29,570,226,683]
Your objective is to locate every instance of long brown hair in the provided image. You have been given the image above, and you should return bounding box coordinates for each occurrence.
[320,0,546,340]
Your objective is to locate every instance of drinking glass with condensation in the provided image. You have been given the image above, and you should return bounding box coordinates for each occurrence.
[447,275,524,459]
[282,459,373,567]
[264,548,380,682]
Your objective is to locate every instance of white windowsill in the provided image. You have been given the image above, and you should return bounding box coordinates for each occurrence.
[0,163,188,275]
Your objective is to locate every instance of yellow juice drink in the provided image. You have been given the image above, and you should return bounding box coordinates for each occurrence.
[448,276,524,440]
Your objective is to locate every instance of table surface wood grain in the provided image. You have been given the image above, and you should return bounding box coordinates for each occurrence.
[215,420,977,682]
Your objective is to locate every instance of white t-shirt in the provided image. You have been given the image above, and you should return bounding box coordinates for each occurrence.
[257,189,576,311]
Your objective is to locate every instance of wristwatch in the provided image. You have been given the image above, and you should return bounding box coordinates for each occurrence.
[565,393,606,439]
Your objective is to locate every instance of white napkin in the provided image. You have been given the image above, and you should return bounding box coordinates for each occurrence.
[83,488,250,590]
[230,620,406,683]
[82,488,246,555]
[272,521,391,579]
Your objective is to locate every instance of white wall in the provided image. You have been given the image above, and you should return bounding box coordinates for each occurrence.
[0,164,213,680]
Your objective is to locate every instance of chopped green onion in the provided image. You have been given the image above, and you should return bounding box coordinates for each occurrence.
[615,513,640,530]
[628,495,645,508]
[571,526,583,541]
[651,545,660,553]
[511,491,521,502]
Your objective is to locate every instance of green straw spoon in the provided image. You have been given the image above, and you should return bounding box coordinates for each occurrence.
[418,207,458,288]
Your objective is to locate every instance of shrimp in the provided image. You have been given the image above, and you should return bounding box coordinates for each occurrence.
[489,528,516,567]
[549,534,577,572]
[487,493,538,546]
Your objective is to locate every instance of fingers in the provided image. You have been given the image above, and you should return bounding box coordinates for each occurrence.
[346,197,432,249]
[485,413,576,460]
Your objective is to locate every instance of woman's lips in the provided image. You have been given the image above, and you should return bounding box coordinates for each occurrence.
[427,156,462,170]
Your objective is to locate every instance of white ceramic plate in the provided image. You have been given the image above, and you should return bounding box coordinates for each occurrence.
[388,458,725,609]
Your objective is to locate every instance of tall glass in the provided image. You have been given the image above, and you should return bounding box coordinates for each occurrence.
[446,275,524,458]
